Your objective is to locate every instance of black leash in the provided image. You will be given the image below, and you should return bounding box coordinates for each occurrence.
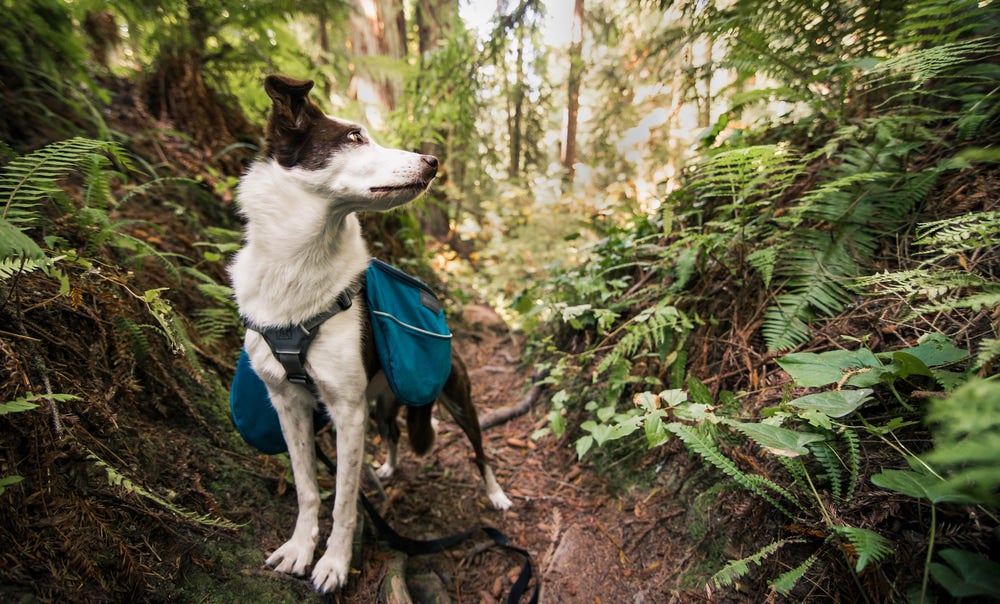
[315,445,539,603]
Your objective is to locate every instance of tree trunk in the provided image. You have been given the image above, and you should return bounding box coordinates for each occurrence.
[347,0,408,115]
[508,37,525,180]
[414,0,460,242]
[562,0,584,188]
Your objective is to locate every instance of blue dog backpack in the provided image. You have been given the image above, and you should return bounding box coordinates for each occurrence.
[365,259,452,407]
[229,260,452,454]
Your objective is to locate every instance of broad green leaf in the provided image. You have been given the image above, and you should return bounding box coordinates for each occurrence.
[901,333,969,367]
[644,409,670,448]
[575,435,594,459]
[788,389,873,418]
[658,389,687,407]
[777,350,882,387]
[687,374,714,405]
[727,420,825,457]
[675,403,718,423]
[870,467,980,504]
[930,549,1000,598]
[885,351,932,380]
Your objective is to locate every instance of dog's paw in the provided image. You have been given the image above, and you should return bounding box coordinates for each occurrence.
[375,461,395,480]
[311,549,350,593]
[489,489,513,511]
[266,538,316,577]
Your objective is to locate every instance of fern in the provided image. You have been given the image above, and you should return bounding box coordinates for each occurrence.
[667,422,798,519]
[712,538,805,589]
[769,553,819,595]
[86,449,241,530]
[595,300,690,376]
[842,425,861,501]
[807,440,844,500]
[114,316,153,364]
[913,211,1000,258]
[829,526,893,573]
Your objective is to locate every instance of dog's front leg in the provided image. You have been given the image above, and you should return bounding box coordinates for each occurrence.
[266,387,321,577]
[311,391,366,593]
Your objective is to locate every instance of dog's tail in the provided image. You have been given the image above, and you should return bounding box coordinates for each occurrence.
[406,404,435,455]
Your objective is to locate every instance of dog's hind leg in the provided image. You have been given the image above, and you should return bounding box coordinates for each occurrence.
[368,371,401,479]
[266,385,323,577]
[311,389,366,593]
[406,403,436,456]
[439,356,513,510]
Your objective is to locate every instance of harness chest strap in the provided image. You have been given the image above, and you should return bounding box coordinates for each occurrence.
[243,280,364,387]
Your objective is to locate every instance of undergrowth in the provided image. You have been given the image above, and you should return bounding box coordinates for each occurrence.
[522,1,1000,600]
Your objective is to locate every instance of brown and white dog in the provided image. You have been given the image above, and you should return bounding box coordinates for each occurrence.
[229,75,510,593]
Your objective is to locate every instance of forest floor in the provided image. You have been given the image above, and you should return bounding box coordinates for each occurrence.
[227,303,714,604]
[2,75,735,604]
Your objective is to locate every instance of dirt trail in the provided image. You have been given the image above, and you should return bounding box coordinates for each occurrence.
[331,303,692,603]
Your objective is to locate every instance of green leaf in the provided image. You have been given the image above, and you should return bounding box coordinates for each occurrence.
[901,333,969,367]
[575,435,594,459]
[884,351,932,380]
[930,549,1000,598]
[0,399,39,415]
[658,389,688,407]
[644,408,670,448]
[777,350,883,387]
[870,467,980,504]
[727,420,826,457]
[788,389,873,418]
[0,475,24,495]
[687,374,714,405]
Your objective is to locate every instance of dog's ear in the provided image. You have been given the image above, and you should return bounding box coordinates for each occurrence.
[264,75,315,130]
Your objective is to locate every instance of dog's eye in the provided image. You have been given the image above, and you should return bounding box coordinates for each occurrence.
[347,131,365,144]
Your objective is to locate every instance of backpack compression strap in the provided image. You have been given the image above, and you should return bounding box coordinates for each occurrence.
[243,279,364,388]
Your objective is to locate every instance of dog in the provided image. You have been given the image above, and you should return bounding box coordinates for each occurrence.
[229,74,511,593]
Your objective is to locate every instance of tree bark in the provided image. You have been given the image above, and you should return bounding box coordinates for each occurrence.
[347,0,408,113]
[562,0,585,187]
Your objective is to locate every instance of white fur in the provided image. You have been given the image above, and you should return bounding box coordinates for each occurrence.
[230,123,434,593]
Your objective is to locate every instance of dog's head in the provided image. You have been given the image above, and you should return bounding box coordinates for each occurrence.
[262,74,437,211]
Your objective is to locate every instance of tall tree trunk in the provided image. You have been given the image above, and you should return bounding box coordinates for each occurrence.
[347,0,407,119]
[508,36,525,180]
[562,0,584,187]
[414,0,459,242]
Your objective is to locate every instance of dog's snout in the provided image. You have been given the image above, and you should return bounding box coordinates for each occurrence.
[421,155,438,171]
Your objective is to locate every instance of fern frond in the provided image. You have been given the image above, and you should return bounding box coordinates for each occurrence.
[0,137,121,222]
[914,211,1000,257]
[829,526,893,572]
[807,440,844,500]
[842,426,861,501]
[896,0,989,44]
[596,301,689,376]
[873,38,998,86]
[86,449,241,530]
[667,422,798,518]
[193,307,238,345]
[0,220,45,262]
[114,316,152,364]
[712,538,805,589]
[769,554,820,595]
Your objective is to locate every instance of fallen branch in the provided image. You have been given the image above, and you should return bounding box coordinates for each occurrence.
[479,385,542,430]
[379,552,412,604]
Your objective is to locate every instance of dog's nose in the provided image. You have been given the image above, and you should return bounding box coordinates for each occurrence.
[421,155,438,170]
